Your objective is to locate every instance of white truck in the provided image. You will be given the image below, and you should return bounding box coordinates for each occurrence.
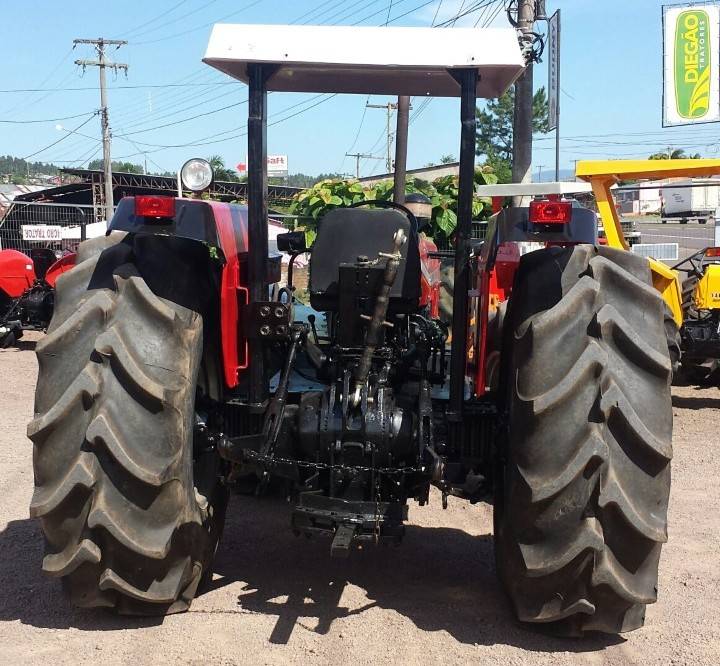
[661,178,720,224]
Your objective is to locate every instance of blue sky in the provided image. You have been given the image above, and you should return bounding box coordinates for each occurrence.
[1,0,718,178]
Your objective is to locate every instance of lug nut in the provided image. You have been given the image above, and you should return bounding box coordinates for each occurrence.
[274,306,286,318]
[260,324,271,336]
[260,305,271,317]
[275,325,287,336]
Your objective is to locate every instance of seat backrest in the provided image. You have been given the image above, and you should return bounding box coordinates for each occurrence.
[309,207,420,312]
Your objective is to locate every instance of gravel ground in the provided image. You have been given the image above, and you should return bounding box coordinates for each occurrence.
[1,333,719,665]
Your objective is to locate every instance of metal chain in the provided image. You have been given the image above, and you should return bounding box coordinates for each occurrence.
[242,450,426,478]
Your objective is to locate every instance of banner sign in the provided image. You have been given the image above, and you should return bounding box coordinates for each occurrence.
[547,10,560,131]
[663,4,720,126]
[21,225,63,242]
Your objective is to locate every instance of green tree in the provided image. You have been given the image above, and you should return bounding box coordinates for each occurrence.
[475,86,550,178]
[648,148,701,160]
[207,155,240,182]
[439,154,456,164]
[482,149,512,184]
[88,159,144,174]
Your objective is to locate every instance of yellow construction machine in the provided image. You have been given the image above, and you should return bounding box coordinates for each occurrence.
[577,159,720,382]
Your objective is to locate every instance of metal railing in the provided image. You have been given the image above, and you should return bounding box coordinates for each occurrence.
[0,202,106,254]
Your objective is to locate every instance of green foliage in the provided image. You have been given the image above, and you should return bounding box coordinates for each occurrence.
[0,155,58,178]
[207,155,239,182]
[475,86,549,162]
[648,148,702,160]
[288,168,499,245]
[88,159,145,174]
[482,149,512,184]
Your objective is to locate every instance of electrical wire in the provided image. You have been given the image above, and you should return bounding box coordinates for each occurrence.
[133,0,265,46]
[128,0,221,41]
[22,114,97,160]
[112,94,339,156]
[120,0,191,39]
[0,111,98,125]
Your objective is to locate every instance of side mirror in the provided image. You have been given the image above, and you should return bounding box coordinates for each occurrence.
[276,231,307,253]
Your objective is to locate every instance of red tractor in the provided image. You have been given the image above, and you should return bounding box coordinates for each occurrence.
[29,25,672,635]
[0,248,75,347]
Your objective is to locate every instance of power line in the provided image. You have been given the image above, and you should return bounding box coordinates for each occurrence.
[133,0,265,45]
[0,111,97,125]
[296,0,350,24]
[128,0,221,41]
[22,114,97,160]
[0,48,74,117]
[431,0,445,24]
[115,100,246,138]
[0,82,235,93]
[120,0,191,39]
[112,94,340,158]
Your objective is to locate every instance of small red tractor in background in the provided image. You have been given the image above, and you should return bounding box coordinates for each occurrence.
[28,24,678,636]
[0,248,75,347]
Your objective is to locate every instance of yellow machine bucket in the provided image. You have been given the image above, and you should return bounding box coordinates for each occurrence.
[576,159,720,326]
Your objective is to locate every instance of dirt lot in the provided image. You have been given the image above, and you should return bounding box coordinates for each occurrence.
[1,334,718,665]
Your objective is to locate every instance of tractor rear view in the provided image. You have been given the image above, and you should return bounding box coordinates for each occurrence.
[28,24,676,635]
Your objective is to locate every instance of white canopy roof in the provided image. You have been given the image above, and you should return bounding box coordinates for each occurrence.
[203,24,525,98]
[475,182,596,197]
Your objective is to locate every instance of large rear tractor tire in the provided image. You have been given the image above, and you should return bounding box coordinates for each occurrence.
[494,245,672,635]
[29,233,228,614]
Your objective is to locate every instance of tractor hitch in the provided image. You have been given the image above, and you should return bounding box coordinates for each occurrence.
[291,492,407,558]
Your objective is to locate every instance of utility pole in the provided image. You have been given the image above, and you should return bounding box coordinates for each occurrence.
[367,101,398,172]
[74,38,127,222]
[345,152,380,178]
[537,164,545,181]
[392,96,410,204]
[512,0,537,202]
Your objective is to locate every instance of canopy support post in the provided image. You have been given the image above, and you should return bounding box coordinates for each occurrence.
[247,63,274,407]
[448,68,478,422]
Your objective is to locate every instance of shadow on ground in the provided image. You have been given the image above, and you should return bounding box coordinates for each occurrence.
[0,517,162,631]
[672,393,720,410]
[0,495,623,653]
[211,494,623,653]
[0,339,37,353]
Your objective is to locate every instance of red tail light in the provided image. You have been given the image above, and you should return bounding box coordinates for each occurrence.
[706,247,720,257]
[529,200,572,225]
[135,196,175,218]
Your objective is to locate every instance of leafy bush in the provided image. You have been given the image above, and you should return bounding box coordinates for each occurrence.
[288,168,499,245]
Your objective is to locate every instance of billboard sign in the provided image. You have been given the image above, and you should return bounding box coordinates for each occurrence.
[236,155,288,177]
[267,155,288,177]
[663,4,720,126]
[547,10,560,131]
